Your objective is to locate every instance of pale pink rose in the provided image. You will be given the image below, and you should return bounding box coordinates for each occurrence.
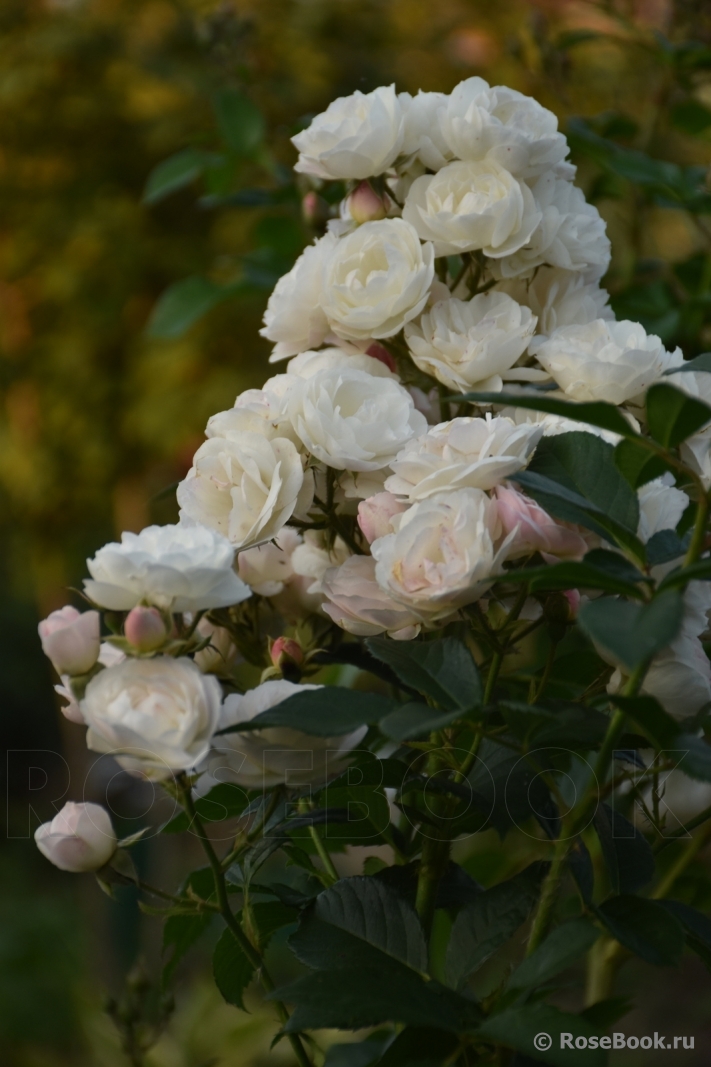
[321,556,421,639]
[494,485,587,560]
[357,493,409,544]
[39,606,100,676]
[124,606,167,652]
[34,802,117,872]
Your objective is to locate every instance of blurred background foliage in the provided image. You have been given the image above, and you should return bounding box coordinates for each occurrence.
[4,1,711,1064]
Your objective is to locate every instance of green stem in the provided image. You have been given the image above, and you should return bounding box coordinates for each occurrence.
[414,746,452,940]
[529,639,559,704]
[525,833,569,955]
[298,799,338,885]
[483,651,503,704]
[652,823,711,900]
[178,779,311,1067]
[655,801,711,853]
[684,488,710,567]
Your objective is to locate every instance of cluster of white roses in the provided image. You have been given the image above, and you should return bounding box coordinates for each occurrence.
[34,78,711,872]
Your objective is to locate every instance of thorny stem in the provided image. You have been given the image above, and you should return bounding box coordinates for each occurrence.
[655,801,711,853]
[415,745,453,939]
[177,778,312,1067]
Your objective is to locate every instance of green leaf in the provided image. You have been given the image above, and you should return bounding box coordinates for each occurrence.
[614,436,671,488]
[162,912,212,982]
[659,557,711,591]
[453,391,635,438]
[593,803,655,895]
[291,877,428,972]
[161,782,251,833]
[659,899,711,969]
[499,558,646,600]
[213,927,255,1010]
[578,589,684,671]
[645,528,690,566]
[217,687,398,737]
[596,895,685,965]
[378,702,468,741]
[610,694,680,748]
[146,276,245,339]
[580,996,635,1029]
[306,785,391,843]
[476,1004,607,1066]
[366,637,482,710]
[646,382,711,448]
[213,89,265,156]
[143,148,223,205]
[323,1038,390,1067]
[445,864,544,987]
[507,918,599,990]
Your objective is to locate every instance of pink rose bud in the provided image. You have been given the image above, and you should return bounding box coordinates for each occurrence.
[366,341,397,373]
[270,636,304,670]
[34,801,117,872]
[124,606,167,652]
[563,589,581,619]
[348,180,390,224]
[357,492,408,544]
[39,606,100,676]
[494,485,588,561]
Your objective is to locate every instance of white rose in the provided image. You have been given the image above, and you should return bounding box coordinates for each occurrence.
[385,415,542,500]
[664,369,711,487]
[490,175,611,281]
[498,267,613,336]
[291,84,405,180]
[357,492,409,543]
[237,527,302,596]
[322,555,421,639]
[529,319,682,404]
[399,90,452,171]
[35,802,117,872]
[206,387,299,445]
[206,680,366,788]
[321,219,435,341]
[82,656,222,779]
[177,433,313,549]
[404,292,537,392]
[402,159,541,258]
[442,78,569,179]
[637,476,689,543]
[371,488,508,622]
[501,406,635,446]
[291,530,351,594]
[84,524,250,613]
[39,606,100,677]
[609,631,711,722]
[260,233,337,361]
[286,365,427,472]
[285,347,398,381]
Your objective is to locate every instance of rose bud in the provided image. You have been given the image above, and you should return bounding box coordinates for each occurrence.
[270,636,304,671]
[357,492,408,544]
[38,606,100,676]
[347,180,391,224]
[494,485,588,561]
[124,605,167,652]
[563,589,581,619]
[34,802,117,872]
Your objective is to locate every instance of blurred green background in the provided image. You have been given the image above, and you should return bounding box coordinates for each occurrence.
[3,1,711,1064]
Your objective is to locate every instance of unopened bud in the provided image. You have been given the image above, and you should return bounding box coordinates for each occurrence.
[124,606,167,652]
[348,181,390,224]
[563,588,581,620]
[366,341,397,373]
[271,636,304,671]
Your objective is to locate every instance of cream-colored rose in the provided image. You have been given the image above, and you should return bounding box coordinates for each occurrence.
[291,530,351,595]
[441,78,569,179]
[530,319,682,405]
[402,159,540,259]
[399,90,452,171]
[490,174,610,281]
[287,365,427,472]
[385,415,542,501]
[237,527,303,596]
[404,292,537,392]
[498,267,613,337]
[39,606,100,677]
[35,802,117,873]
[371,488,509,622]
[260,233,337,361]
[321,219,435,341]
[177,433,313,550]
[357,492,409,544]
[205,680,367,788]
[206,387,299,445]
[82,656,222,779]
[291,85,405,180]
[322,555,421,639]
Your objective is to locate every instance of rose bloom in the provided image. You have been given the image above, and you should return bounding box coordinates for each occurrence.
[358,492,408,543]
[385,415,542,501]
[371,487,509,622]
[399,90,453,171]
[84,523,250,613]
[402,159,540,259]
[498,267,613,338]
[322,555,421,639]
[441,78,569,179]
[54,643,125,725]
[177,433,313,550]
[204,680,367,788]
[205,387,300,445]
[404,292,537,392]
[490,174,611,281]
[260,232,336,360]
[291,84,405,180]
[82,656,222,780]
[39,605,100,676]
[494,485,587,560]
[636,476,689,545]
[321,219,435,342]
[237,527,303,596]
[287,365,427,472]
[35,802,117,873]
[530,319,682,405]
